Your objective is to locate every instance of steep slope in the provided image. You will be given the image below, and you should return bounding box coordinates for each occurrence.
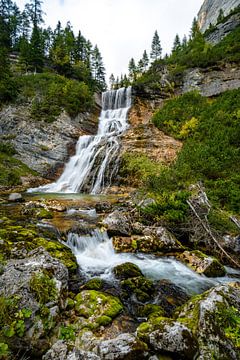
[198,0,240,32]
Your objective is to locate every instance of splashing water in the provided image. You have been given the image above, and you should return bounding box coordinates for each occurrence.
[29,87,132,194]
[66,230,238,295]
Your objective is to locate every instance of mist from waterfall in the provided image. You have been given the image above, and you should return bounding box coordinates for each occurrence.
[29,87,131,194]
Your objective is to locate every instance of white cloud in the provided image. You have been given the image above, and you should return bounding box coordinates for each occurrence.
[15,0,203,81]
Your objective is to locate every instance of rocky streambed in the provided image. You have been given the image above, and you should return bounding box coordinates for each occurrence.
[0,191,240,359]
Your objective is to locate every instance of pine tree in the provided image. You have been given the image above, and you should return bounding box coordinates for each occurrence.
[109,73,115,90]
[91,45,106,90]
[137,58,144,74]
[190,18,199,40]
[142,50,149,71]
[128,57,137,82]
[182,34,188,49]
[172,34,181,52]
[25,0,44,26]
[217,8,224,23]
[150,30,162,61]
[29,23,44,72]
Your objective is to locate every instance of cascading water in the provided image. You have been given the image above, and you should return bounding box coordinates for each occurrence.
[66,230,239,295]
[29,87,132,194]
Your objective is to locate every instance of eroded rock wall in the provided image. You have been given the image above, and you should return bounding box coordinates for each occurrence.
[0,105,99,178]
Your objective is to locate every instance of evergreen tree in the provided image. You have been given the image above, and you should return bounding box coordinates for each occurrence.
[182,34,188,49]
[128,57,137,82]
[64,21,75,62]
[25,0,44,26]
[19,34,31,72]
[142,50,149,71]
[29,23,44,72]
[217,8,224,23]
[172,34,181,52]
[91,45,106,90]
[109,73,115,90]
[9,3,21,50]
[190,18,199,40]
[150,30,162,61]
[137,58,144,74]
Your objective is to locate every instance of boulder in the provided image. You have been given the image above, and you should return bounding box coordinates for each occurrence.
[102,210,132,236]
[97,333,148,359]
[178,250,226,277]
[177,282,240,359]
[8,192,23,202]
[113,262,143,280]
[43,340,100,360]
[74,290,123,330]
[137,282,240,359]
[113,227,183,254]
[0,247,68,355]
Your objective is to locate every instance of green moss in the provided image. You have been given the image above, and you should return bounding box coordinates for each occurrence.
[0,219,77,272]
[81,278,104,291]
[113,262,143,280]
[29,271,58,304]
[36,208,53,219]
[75,290,123,330]
[137,304,165,319]
[0,152,37,187]
[121,276,155,303]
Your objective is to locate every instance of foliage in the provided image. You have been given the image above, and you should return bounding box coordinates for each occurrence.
[120,152,164,185]
[151,89,240,215]
[16,73,93,121]
[29,271,58,304]
[0,141,16,155]
[0,152,36,186]
[140,191,190,224]
[59,325,76,341]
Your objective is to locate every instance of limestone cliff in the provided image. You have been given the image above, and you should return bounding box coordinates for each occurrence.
[198,0,240,32]
[0,104,99,179]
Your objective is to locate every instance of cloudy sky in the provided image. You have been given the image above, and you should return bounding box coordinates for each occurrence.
[15,0,203,80]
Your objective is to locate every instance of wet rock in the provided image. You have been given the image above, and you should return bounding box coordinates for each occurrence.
[43,340,100,360]
[177,282,240,359]
[178,250,226,277]
[141,226,184,252]
[103,210,132,236]
[95,202,113,213]
[154,280,190,317]
[97,333,148,359]
[0,247,68,355]
[113,227,183,254]
[121,276,155,303]
[74,290,123,330]
[8,192,23,202]
[113,262,143,280]
[149,320,198,360]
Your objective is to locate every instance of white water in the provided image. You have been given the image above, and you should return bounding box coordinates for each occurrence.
[66,230,238,295]
[29,87,132,194]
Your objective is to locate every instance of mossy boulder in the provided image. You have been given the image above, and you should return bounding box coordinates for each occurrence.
[81,278,104,291]
[137,282,240,359]
[121,276,155,303]
[176,282,240,359]
[0,247,68,356]
[74,290,123,330]
[113,262,143,280]
[177,250,226,277]
[0,217,77,273]
[138,317,198,360]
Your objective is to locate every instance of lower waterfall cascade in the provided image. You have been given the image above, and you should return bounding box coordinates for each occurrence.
[29,86,132,194]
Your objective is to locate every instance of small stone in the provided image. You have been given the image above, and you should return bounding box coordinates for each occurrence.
[8,192,23,202]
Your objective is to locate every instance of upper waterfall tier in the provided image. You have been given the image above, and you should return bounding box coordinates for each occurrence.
[28,87,132,194]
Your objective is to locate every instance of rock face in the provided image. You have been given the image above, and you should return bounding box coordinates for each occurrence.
[205,12,240,44]
[198,0,240,33]
[182,65,240,97]
[122,97,182,164]
[0,104,99,177]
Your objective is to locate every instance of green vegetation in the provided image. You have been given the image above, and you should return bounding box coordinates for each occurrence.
[30,271,58,304]
[151,90,240,216]
[0,147,36,186]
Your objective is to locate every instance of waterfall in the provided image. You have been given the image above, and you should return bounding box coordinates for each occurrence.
[29,86,132,194]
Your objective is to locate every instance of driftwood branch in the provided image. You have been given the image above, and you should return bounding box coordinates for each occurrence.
[230,216,240,230]
[187,199,240,269]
